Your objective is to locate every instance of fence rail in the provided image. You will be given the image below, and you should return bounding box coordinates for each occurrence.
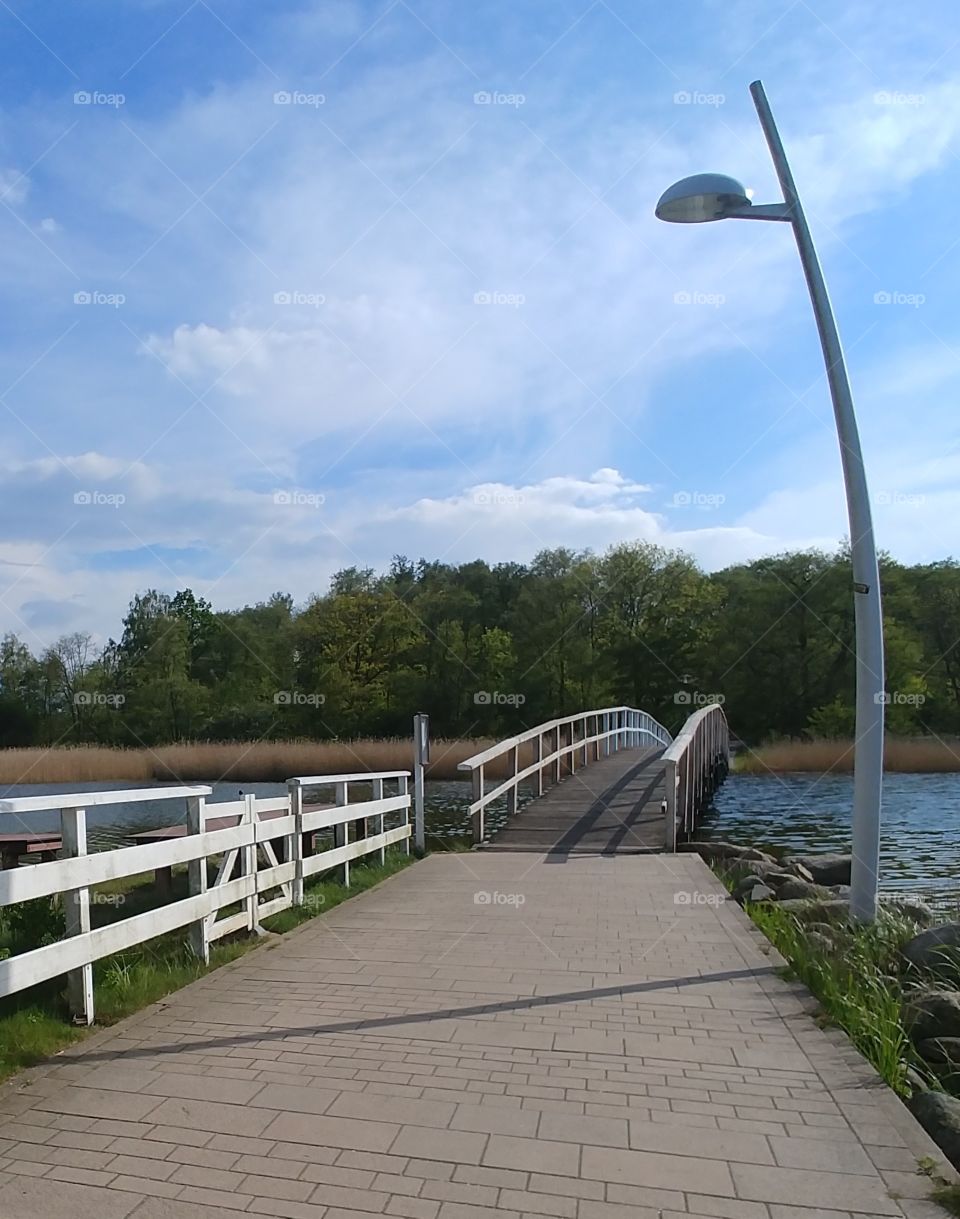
[662,703,730,850]
[457,706,672,843]
[0,772,410,1025]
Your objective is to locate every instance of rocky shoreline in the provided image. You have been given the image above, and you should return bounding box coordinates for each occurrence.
[687,838,960,1177]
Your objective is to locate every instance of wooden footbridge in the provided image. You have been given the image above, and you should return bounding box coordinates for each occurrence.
[0,702,949,1219]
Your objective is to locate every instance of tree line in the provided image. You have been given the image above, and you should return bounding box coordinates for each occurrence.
[1,543,958,749]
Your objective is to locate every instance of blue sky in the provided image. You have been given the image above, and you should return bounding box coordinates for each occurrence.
[1,0,959,644]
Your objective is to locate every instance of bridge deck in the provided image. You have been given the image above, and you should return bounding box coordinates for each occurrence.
[490,746,668,853]
[0,852,940,1218]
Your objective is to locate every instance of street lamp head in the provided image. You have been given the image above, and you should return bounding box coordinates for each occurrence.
[655,173,751,223]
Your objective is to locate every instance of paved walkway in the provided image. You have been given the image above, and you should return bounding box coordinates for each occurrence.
[489,749,667,854]
[0,852,951,1219]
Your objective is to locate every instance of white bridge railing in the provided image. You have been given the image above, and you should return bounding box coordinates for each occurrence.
[663,703,730,850]
[458,706,672,843]
[0,771,410,1026]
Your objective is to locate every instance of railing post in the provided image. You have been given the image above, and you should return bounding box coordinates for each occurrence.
[535,733,544,796]
[664,758,678,852]
[471,765,484,843]
[398,774,411,854]
[187,793,210,964]
[570,722,577,774]
[372,777,386,863]
[507,745,519,817]
[242,793,258,931]
[554,724,561,783]
[288,781,305,905]
[335,781,350,883]
[61,806,94,1026]
[581,716,588,767]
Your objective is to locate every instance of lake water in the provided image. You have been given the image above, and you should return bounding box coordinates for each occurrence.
[703,771,960,906]
[0,773,956,905]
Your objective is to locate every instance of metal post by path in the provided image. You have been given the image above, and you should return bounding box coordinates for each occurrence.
[413,712,429,855]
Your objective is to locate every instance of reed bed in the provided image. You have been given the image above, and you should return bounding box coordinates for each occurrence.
[0,737,526,787]
[737,736,960,774]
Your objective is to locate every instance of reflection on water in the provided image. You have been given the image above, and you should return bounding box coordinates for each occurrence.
[702,772,960,905]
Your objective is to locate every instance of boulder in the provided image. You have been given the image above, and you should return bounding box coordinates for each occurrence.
[882,896,936,927]
[805,931,836,955]
[917,1038,960,1065]
[909,1090,960,1168]
[740,881,776,904]
[773,876,834,902]
[679,841,777,866]
[903,989,960,1043]
[782,853,852,886]
[775,897,851,923]
[903,924,960,976]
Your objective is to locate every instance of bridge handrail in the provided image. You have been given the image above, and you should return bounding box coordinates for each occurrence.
[458,705,672,843]
[662,703,730,849]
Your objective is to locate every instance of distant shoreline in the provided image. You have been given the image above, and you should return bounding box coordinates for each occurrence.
[735,737,960,773]
[0,738,512,788]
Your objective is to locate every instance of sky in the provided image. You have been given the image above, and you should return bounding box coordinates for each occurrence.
[1,0,959,647]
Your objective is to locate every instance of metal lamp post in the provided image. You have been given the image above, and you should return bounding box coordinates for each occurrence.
[655,79,884,921]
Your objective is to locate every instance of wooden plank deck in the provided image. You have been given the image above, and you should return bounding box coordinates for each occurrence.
[487,746,668,854]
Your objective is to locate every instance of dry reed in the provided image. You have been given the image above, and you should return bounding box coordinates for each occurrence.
[737,736,960,774]
[0,738,517,787]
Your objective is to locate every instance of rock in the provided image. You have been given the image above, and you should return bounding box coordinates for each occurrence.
[882,896,936,926]
[744,882,776,904]
[831,885,852,900]
[775,897,851,922]
[917,1038,960,1065]
[903,989,960,1043]
[805,931,836,955]
[773,876,834,902]
[903,924,960,975]
[782,853,852,886]
[679,841,777,866]
[906,1065,929,1096]
[909,1090,960,1168]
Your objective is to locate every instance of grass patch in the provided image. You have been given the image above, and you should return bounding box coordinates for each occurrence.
[933,1183,960,1215]
[735,736,960,773]
[0,848,414,1082]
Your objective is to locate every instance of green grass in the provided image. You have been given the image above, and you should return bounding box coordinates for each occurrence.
[0,849,414,1082]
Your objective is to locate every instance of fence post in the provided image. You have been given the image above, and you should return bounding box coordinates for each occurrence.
[334,781,350,884]
[535,733,544,796]
[471,766,484,843]
[554,724,561,782]
[61,806,94,1026]
[399,774,411,854]
[372,777,386,863]
[187,793,210,964]
[569,722,577,774]
[288,781,304,906]
[507,745,518,817]
[242,793,257,931]
[663,758,678,852]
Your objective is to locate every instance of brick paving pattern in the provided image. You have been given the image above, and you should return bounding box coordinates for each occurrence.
[0,847,952,1217]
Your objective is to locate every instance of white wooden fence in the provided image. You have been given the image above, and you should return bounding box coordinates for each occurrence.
[458,706,672,843]
[0,772,411,1026]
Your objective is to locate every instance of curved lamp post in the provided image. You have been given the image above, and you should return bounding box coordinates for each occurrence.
[656,80,884,922]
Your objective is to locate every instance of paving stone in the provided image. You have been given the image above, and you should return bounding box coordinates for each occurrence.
[731,1162,903,1213]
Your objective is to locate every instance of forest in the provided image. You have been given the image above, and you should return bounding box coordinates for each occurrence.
[1,543,957,748]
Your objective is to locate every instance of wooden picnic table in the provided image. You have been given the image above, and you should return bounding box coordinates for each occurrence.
[0,832,62,870]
